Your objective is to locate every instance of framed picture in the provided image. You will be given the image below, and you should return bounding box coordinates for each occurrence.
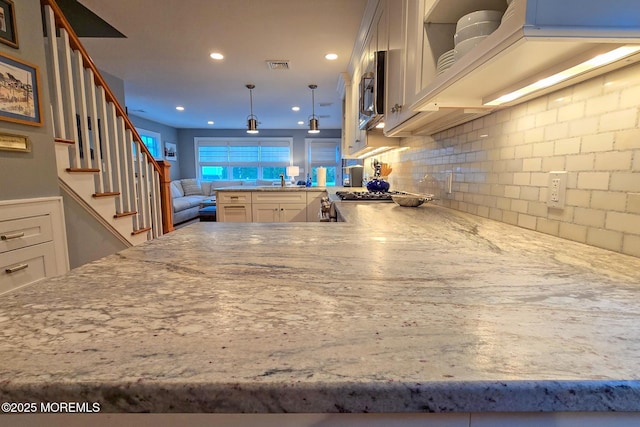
[0,131,29,152]
[0,0,18,49]
[164,142,177,161]
[0,52,42,126]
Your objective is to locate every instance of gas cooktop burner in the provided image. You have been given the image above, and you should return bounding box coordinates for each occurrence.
[335,190,410,201]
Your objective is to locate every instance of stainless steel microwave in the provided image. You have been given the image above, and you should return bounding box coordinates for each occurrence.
[359,50,386,130]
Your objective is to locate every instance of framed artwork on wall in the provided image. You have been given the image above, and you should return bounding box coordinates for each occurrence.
[0,52,42,126]
[164,142,177,161]
[0,0,17,49]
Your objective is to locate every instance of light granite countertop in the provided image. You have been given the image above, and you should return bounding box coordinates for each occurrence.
[1,201,639,413]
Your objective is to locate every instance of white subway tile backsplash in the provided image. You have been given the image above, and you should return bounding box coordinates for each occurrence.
[574,207,606,228]
[614,128,640,150]
[586,93,619,116]
[620,83,640,108]
[558,102,585,122]
[542,156,566,172]
[518,213,537,229]
[566,154,595,171]
[599,108,637,132]
[559,222,588,242]
[591,191,627,211]
[581,132,615,152]
[523,158,543,172]
[610,172,640,192]
[545,122,570,140]
[594,151,633,171]
[569,117,599,137]
[628,193,640,214]
[554,137,581,155]
[606,212,640,234]
[513,173,531,186]
[623,234,640,257]
[537,218,560,235]
[533,141,555,157]
[536,109,557,127]
[566,189,591,208]
[587,228,623,252]
[386,63,640,257]
[577,172,610,190]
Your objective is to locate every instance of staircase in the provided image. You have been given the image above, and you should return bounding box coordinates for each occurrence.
[40,0,172,245]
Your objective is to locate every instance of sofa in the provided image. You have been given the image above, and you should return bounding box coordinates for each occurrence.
[170,179,275,225]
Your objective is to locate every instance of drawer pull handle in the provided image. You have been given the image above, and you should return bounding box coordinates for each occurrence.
[225,206,246,209]
[230,196,239,200]
[5,263,28,274]
[1,232,25,240]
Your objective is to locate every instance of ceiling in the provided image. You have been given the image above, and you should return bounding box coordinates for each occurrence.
[76,0,369,131]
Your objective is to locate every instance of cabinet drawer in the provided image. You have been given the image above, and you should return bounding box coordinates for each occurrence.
[0,241,57,295]
[0,214,53,254]
[216,192,251,204]
[252,191,306,204]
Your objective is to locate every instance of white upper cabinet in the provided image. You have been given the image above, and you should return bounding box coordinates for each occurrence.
[379,0,640,136]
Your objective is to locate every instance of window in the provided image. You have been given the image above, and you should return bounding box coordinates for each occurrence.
[195,138,292,182]
[136,128,162,159]
[306,138,341,186]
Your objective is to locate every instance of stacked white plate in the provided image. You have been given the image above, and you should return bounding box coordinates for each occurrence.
[436,49,455,75]
[454,10,503,61]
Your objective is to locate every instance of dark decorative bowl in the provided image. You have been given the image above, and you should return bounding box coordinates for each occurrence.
[366,179,390,192]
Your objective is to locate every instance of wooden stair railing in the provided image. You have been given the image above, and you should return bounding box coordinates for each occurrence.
[41,0,174,238]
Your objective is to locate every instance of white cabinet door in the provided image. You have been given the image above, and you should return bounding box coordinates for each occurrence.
[252,204,280,223]
[279,204,307,222]
[253,203,307,223]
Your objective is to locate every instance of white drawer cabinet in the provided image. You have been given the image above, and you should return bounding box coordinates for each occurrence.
[216,192,252,222]
[0,197,69,295]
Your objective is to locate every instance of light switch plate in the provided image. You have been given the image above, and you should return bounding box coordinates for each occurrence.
[547,171,567,209]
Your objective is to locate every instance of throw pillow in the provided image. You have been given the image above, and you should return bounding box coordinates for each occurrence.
[181,179,203,196]
[170,181,184,198]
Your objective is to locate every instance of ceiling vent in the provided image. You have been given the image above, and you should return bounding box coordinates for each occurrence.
[266,60,290,70]
[319,102,333,107]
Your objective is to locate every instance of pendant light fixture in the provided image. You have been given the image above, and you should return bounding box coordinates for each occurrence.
[308,84,320,134]
[246,84,259,134]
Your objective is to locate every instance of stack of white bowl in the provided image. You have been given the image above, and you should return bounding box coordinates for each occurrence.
[436,49,455,75]
[453,10,503,61]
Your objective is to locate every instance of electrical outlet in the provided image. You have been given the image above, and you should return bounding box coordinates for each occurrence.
[547,171,567,209]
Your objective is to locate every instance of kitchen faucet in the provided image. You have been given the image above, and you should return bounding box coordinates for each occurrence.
[280,174,285,187]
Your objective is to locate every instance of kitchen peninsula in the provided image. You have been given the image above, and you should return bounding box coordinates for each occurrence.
[1,201,639,424]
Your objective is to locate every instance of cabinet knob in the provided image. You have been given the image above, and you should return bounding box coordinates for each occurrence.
[391,103,403,113]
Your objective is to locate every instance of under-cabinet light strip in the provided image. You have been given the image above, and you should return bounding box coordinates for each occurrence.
[484,45,640,106]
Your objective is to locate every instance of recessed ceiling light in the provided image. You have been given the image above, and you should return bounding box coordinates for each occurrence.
[291,106,300,112]
[325,53,338,60]
[297,121,304,125]
[207,121,214,125]
[210,52,224,60]
[176,106,185,111]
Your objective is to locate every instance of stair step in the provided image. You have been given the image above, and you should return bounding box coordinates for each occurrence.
[114,211,137,219]
[131,227,152,236]
[54,137,75,145]
[66,167,100,173]
[93,192,120,198]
